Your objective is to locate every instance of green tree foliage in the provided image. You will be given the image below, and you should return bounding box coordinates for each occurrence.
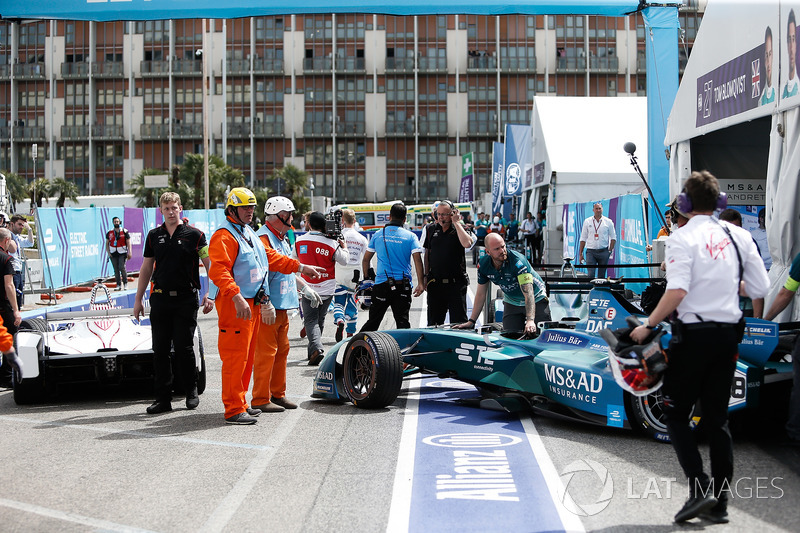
[50,177,80,207]
[0,171,29,213]
[128,168,172,207]
[266,164,311,225]
[27,178,51,208]
[177,153,246,209]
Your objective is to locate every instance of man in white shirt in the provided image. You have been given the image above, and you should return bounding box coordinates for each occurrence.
[578,203,616,279]
[750,208,771,270]
[631,171,769,525]
[332,209,369,341]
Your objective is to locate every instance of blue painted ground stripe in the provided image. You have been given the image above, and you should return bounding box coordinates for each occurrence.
[405,377,578,533]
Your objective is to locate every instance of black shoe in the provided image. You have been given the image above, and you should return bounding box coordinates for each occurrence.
[308,350,323,366]
[674,493,718,523]
[225,412,258,425]
[185,388,199,410]
[698,509,729,524]
[271,396,298,409]
[246,408,262,417]
[335,321,345,342]
[146,401,172,415]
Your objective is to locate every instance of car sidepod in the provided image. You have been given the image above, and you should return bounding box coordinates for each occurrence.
[532,328,628,429]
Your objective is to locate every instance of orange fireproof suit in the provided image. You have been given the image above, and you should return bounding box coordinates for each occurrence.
[208,222,300,419]
[252,225,293,407]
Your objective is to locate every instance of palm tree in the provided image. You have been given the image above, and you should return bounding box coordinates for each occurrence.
[177,153,245,209]
[128,168,170,207]
[50,177,80,207]
[268,164,311,222]
[1,171,28,213]
[27,178,51,209]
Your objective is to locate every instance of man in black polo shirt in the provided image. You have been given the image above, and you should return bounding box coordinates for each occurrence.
[0,228,21,387]
[134,192,215,414]
[424,200,476,325]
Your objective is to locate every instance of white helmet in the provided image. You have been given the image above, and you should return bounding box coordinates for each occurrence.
[264,196,295,216]
[493,216,500,224]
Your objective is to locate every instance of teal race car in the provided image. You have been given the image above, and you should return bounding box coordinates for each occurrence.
[312,286,795,441]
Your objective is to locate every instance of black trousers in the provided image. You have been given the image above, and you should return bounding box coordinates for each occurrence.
[426,279,468,326]
[0,305,17,384]
[149,292,199,403]
[662,323,738,501]
[503,299,552,332]
[361,281,412,331]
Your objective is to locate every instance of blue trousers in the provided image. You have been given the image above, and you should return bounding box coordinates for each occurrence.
[332,285,359,335]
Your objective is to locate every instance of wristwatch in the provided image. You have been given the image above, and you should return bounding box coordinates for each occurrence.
[643,317,655,329]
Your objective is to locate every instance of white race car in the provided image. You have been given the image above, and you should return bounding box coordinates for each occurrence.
[12,285,205,404]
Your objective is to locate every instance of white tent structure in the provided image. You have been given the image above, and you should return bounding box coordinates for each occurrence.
[530,96,649,260]
[665,0,798,320]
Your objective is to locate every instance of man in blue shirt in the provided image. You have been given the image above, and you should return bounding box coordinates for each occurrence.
[456,233,550,335]
[360,203,425,331]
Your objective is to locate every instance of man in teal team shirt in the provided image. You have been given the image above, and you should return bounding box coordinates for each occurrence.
[456,233,550,335]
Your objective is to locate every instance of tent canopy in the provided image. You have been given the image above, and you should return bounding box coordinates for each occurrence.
[532,96,648,205]
[1,1,642,21]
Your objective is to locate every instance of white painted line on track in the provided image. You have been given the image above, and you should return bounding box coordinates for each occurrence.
[520,416,586,532]
[0,497,157,533]
[386,376,421,533]
[197,386,311,533]
[0,415,270,450]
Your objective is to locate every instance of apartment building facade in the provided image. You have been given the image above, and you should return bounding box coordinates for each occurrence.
[0,5,703,205]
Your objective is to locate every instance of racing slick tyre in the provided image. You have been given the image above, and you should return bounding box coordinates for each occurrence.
[625,391,699,443]
[12,318,50,405]
[342,332,403,408]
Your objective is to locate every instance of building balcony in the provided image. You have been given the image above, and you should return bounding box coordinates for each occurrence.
[637,57,647,73]
[467,121,498,137]
[334,57,365,74]
[418,57,447,73]
[254,121,284,138]
[418,120,448,136]
[12,125,46,141]
[93,61,124,78]
[336,121,366,137]
[385,57,414,73]
[556,57,586,72]
[61,125,90,140]
[141,60,170,76]
[303,122,333,137]
[93,124,124,140]
[140,123,169,139]
[466,55,497,72]
[385,120,415,136]
[172,59,202,76]
[253,58,284,75]
[13,63,46,79]
[61,62,89,78]
[589,56,619,73]
[172,122,203,138]
[226,120,285,138]
[0,64,9,79]
[499,57,536,73]
[304,57,332,73]
[0,126,10,139]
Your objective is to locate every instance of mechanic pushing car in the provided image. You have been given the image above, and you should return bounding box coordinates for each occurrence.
[252,196,323,413]
[630,171,769,525]
[134,192,215,415]
[455,232,550,336]
[209,188,323,425]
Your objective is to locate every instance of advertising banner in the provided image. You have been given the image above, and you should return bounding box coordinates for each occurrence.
[458,152,474,203]
[503,124,530,197]
[491,142,504,215]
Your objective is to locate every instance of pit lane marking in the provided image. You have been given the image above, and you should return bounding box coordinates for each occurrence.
[0,414,270,451]
[0,497,157,533]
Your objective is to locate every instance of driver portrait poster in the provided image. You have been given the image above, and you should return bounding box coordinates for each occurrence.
[503,124,530,197]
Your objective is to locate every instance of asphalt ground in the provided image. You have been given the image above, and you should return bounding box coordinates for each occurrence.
[0,263,798,532]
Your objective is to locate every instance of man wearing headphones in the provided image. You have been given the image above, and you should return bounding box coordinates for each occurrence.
[360,203,424,331]
[209,188,323,424]
[423,199,476,326]
[631,171,769,524]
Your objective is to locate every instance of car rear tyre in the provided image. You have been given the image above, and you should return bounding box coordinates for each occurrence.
[12,319,49,405]
[625,390,699,443]
[342,332,403,408]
